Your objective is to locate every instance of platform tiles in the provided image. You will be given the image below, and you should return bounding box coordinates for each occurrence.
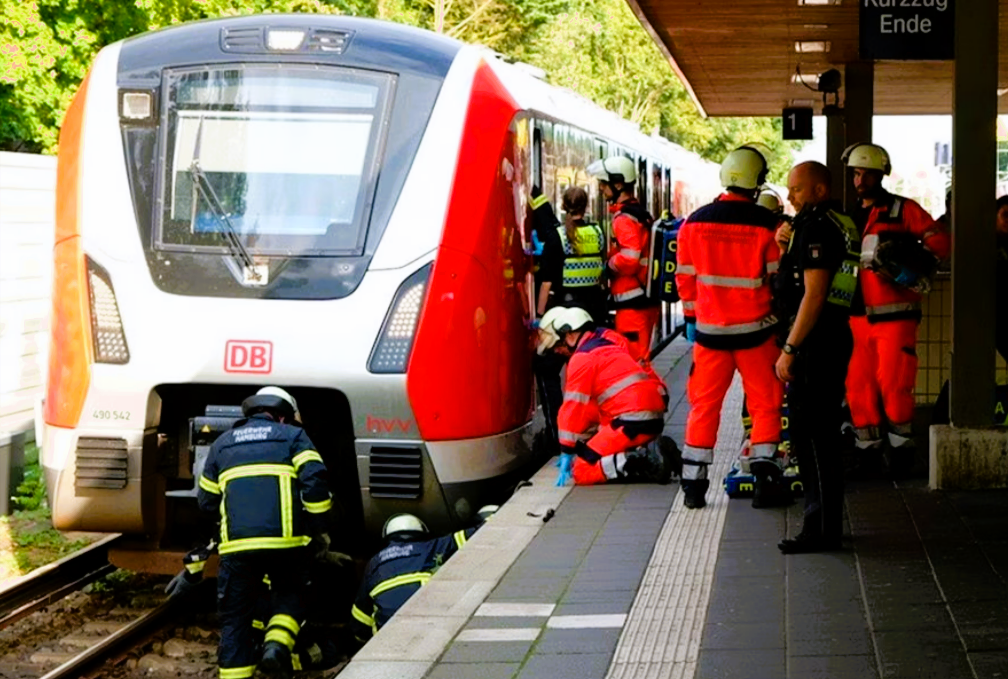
[337,338,759,679]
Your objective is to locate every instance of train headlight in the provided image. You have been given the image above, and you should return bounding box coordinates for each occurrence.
[86,258,130,364]
[267,29,306,51]
[368,264,431,374]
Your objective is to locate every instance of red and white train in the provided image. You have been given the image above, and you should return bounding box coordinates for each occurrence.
[41,14,722,570]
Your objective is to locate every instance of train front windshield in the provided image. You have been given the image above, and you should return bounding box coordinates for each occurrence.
[158,64,393,257]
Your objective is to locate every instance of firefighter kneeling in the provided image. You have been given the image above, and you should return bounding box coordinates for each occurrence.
[536,307,682,486]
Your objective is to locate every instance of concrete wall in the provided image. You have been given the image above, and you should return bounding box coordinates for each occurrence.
[0,152,56,437]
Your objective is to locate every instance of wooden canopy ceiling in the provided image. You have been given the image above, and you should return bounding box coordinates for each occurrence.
[625,0,1008,116]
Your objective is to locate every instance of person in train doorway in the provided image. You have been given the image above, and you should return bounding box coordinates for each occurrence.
[841,143,951,476]
[533,186,608,459]
[586,156,661,367]
[536,306,682,486]
[675,146,785,510]
[350,506,498,644]
[195,386,334,679]
[773,161,860,553]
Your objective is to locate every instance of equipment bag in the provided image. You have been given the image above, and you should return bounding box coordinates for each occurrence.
[649,217,683,303]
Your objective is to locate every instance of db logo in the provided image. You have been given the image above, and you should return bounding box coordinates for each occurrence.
[224,340,273,374]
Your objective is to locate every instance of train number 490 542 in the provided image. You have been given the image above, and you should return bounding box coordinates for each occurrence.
[93,410,131,421]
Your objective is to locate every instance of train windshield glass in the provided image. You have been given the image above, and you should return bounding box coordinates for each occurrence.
[158,64,392,256]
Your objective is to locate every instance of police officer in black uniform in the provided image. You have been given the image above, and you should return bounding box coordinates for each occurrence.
[197,386,333,679]
[350,507,497,643]
[773,162,859,554]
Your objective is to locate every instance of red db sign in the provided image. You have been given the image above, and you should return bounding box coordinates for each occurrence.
[224,340,273,374]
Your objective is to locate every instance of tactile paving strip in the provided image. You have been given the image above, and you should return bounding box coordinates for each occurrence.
[607,374,744,679]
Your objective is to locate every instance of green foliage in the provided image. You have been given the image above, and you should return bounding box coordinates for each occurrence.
[0,0,801,180]
[524,0,801,183]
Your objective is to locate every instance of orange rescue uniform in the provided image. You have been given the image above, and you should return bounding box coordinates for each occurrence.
[557,328,668,485]
[675,193,784,488]
[607,199,660,365]
[846,192,951,448]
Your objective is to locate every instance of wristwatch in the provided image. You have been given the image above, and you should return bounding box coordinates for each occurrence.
[782,343,798,355]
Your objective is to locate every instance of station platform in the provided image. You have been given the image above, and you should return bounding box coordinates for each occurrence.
[336,337,1008,679]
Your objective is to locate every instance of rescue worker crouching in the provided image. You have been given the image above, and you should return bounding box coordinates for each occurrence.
[196,386,334,679]
[351,507,498,644]
[534,186,607,459]
[841,143,951,474]
[586,156,661,367]
[676,146,785,510]
[774,161,859,553]
[536,306,682,486]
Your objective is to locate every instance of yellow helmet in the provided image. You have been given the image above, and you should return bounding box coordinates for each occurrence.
[720,146,768,190]
[383,513,428,538]
[586,156,637,185]
[757,191,783,214]
[842,142,891,175]
[536,307,593,355]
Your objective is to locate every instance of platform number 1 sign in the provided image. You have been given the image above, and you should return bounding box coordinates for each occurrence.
[782,108,814,141]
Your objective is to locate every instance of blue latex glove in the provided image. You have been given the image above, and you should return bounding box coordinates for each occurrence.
[685,321,696,343]
[556,453,574,487]
[894,267,917,288]
[531,230,545,257]
[530,317,540,330]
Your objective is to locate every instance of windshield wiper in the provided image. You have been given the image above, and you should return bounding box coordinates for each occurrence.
[187,117,261,281]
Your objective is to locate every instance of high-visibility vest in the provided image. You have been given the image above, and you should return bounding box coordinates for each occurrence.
[556,224,605,288]
[823,209,861,309]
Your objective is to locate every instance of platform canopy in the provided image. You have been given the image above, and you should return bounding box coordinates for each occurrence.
[625,0,1008,116]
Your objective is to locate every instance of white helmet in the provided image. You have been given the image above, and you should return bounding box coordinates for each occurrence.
[842,142,891,175]
[756,191,783,213]
[477,505,499,521]
[586,156,637,185]
[243,386,300,423]
[536,307,594,355]
[383,513,428,538]
[720,146,768,190]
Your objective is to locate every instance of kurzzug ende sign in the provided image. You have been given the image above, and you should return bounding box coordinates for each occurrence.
[860,0,953,60]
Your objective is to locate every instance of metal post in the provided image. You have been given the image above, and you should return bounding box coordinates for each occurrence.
[843,61,874,212]
[950,0,999,427]
[825,107,845,202]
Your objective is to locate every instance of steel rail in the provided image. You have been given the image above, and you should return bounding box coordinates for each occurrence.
[38,596,181,679]
[0,534,122,630]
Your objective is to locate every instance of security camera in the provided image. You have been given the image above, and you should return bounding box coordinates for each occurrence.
[817,69,841,94]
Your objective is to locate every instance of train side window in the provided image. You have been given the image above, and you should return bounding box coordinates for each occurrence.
[532,126,543,192]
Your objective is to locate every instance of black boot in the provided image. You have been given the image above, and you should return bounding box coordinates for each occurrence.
[682,479,709,509]
[659,436,684,481]
[259,641,292,679]
[750,460,792,509]
[884,443,914,479]
[622,447,670,484]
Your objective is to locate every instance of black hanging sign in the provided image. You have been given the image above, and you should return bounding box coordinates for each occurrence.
[859,0,954,60]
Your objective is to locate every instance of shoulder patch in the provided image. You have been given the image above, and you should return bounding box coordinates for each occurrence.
[808,243,822,261]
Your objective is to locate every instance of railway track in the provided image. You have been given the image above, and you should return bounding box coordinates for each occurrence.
[0,534,122,630]
[0,535,209,678]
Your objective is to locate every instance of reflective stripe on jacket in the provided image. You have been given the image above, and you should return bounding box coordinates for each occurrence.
[857,192,951,321]
[675,193,780,349]
[557,328,667,451]
[198,414,332,555]
[824,208,861,308]
[350,528,476,641]
[608,199,657,309]
[557,224,605,288]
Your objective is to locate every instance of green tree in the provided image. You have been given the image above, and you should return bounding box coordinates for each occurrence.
[526,0,801,182]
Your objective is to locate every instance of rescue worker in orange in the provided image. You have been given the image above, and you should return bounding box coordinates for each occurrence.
[841,143,951,473]
[586,157,660,365]
[676,146,785,509]
[536,307,681,486]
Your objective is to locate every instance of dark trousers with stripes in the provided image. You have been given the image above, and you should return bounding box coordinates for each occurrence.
[534,352,566,454]
[217,549,308,677]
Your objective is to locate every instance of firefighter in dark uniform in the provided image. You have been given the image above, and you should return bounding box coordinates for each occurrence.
[350,507,497,643]
[773,162,859,554]
[196,386,333,679]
